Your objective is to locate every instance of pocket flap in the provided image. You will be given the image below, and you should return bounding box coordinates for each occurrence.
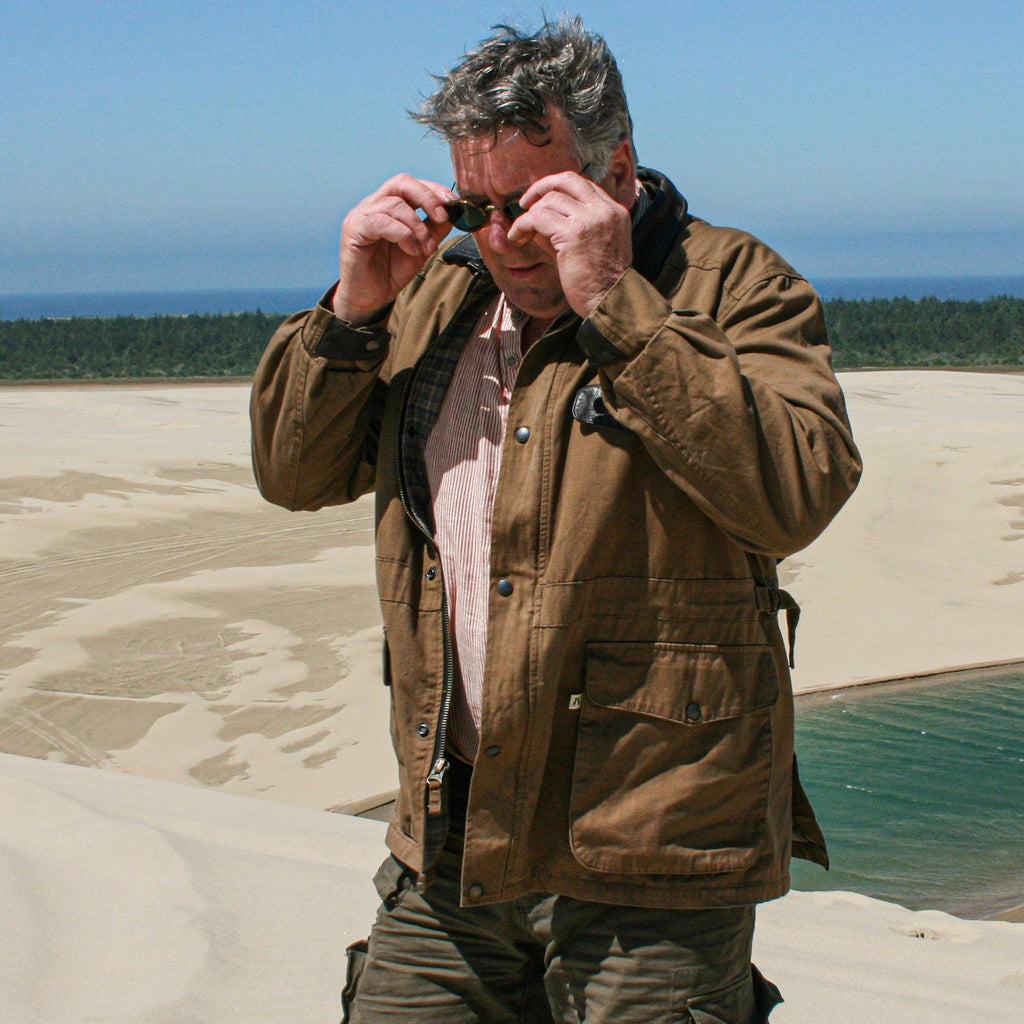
[586,641,778,724]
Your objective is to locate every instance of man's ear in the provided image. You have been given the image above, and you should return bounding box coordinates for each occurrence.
[601,138,638,208]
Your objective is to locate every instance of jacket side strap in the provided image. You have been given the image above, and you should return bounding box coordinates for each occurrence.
[754,584,801,669]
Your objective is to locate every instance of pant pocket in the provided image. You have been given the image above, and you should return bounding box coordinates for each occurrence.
[340,939,368,1024]
[685,964,783,1024]
[372,854,414,910]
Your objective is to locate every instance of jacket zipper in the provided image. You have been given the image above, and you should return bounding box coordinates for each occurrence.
[426,595,454,814]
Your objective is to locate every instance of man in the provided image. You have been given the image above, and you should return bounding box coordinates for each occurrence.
[251,18,860,1024]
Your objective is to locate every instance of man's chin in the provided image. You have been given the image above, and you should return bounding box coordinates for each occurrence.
[498,281,569,322]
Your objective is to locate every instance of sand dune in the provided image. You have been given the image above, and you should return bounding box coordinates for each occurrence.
[1,372,1022,1022]
[3,751,1023,1024]
[787,371,1024,690]
[0,384,393,811]
[0,751,384,1023]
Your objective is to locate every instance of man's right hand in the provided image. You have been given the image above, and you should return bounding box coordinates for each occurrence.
[332,175,455,324]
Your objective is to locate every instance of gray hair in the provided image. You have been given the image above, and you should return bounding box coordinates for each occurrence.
[412,17,635,178]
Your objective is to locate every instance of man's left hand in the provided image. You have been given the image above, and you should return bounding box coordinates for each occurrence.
[508,171,633,319]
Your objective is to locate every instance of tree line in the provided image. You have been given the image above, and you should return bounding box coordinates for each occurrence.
[1,297,1023,381]
[0,311,282,381]
[822,295,1024,368]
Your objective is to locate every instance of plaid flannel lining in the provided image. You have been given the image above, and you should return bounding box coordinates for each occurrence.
[400,276,499,536]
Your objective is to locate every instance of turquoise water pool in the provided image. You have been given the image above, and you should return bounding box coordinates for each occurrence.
[791,672,1024,919]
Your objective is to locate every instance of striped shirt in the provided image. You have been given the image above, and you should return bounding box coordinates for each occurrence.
[423,180,649,762]
[424,294,525,761]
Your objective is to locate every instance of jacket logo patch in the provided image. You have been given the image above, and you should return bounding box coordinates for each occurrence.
[571,386,632,434]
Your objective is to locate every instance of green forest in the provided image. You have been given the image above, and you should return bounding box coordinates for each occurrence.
[1,297,1023,381]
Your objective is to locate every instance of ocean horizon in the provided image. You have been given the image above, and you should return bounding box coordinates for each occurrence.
[2,275,1024,320]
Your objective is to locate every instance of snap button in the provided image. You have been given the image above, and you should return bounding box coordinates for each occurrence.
[365,339,381,352]
[496,578,513,597]
[514,426,530,444]
[416,722,430,737]
[485,745,501,757]
[686,703,702,723]
[469,883,484,898]
[425,566,437,581]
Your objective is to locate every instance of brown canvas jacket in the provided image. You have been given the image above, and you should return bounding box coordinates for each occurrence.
[250,169,862,909]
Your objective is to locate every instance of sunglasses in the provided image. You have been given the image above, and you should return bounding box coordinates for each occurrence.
[442,195,526,232]
[443,164,592,232]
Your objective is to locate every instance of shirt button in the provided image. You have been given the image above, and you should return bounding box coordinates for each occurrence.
[514,426,530,444]
[686,703,702,723]
[505,353,519,368]
[485,745,501,757]
[417,722,430,737]
[496,579,513,597]
[469,883,485,898]
[425,566,437,581]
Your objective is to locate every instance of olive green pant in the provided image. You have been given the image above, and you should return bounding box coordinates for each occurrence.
[342,766,781,1023]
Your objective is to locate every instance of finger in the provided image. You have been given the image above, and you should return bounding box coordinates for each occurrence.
[351,196,442,255]
[367,210,439,257]
[519,170,608,208]
[344,216,422,262]
[505,211,558,254]
[506,201,575,247]
[523,190,585,221]
[424,215,454,248]
[375,174,456,225]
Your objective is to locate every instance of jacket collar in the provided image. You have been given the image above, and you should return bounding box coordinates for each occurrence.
[441,232,488,272]
[441,167,690,288]
[633,168,689,284]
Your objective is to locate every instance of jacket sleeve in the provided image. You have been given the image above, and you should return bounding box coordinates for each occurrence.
[249,299,392,511]
[577,264,862,558]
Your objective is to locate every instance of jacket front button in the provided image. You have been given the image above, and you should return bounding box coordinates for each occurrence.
[425,566,437,581]
[417,722,430,737]
[469,883,484,898]
[496,578,513,597]
[485,745,501,757]
[686,703,702,723]
[514,426,530,444]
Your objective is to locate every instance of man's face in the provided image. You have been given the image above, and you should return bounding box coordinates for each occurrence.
[448,107,593,322]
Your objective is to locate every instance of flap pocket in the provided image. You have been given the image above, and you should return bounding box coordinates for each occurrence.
[569,641,778,875]
[586,641,779,724]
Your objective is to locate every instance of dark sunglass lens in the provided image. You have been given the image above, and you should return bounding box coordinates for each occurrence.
[504,201,526,221]
[445,201,486,232]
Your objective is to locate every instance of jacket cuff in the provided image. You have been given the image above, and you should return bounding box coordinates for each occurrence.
[576,268,673,374]
[301,285,391,362]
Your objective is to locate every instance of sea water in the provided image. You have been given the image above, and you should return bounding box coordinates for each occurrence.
[791,673,1024,919]
[3,276,1024,320]
[0,287,324,320]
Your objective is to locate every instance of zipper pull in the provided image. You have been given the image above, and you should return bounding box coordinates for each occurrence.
[426,756,449,815]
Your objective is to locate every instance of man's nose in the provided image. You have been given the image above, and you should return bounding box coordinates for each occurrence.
[484,211,520,252]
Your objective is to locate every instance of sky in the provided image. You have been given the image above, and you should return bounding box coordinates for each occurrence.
[2,0,1023,294]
